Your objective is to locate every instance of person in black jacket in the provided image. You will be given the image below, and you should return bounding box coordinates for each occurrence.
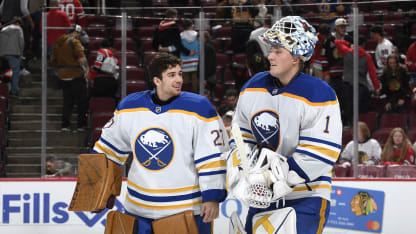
[380,54,411,113]
[153,8,195,58]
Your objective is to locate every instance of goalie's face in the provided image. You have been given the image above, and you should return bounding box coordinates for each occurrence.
[268,46,300,85]
[154,64,183,101]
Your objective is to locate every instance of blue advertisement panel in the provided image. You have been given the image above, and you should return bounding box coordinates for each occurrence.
[327,185,385,232]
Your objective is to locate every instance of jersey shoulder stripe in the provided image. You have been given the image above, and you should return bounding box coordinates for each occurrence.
[116,91,218,119]
[283,73,338,104]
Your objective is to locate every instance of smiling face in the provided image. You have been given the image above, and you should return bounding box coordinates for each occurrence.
[154,64,183,101]
[268,46,300,85]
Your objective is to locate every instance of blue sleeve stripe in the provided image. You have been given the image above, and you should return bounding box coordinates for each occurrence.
[228,139,257,146]
[100,137,131,155]
[91,149,98,154]
[287,157,310,182]
[244,140,258,145]
[127,188,201,202]
[201,189,227,203]
[295,149,335,166]
[240,127,252,134]
[107,156,123,167]
[299,136,342,149]
[199,170,226,176]
[312,176,332,183]
[194,153,222,164]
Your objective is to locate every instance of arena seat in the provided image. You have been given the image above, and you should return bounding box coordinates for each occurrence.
[87,39,102,52]
[86,15,108,27]
[113,39,137,52]
[359,112,378,132]
[137,26,156,40]
[232,53,247,65]
[223,68,235,86]
[91,112,114,130]
[216,53,230,70]
[357,165,385,178]
[372,129,391,145]
[379,113,407,130]
[214,27,231,40]
[89,97,116,114]
[342,130,352,147]
[85,27,107,39]
[140,40,155,53]
[333,164,351,177]
[385,165,416,178]
[126,67,147,84]
[126,82,147,95]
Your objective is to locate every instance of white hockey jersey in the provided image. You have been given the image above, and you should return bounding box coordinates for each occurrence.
[231,71,342,201]
[93,90,229,219]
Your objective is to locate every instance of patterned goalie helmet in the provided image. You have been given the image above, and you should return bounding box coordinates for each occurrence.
[260,16,317,61]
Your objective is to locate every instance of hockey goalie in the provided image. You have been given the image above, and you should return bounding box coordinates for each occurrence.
[226,16,342,234]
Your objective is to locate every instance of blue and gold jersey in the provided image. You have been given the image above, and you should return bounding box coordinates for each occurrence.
[93,90,229,219]
[231,71,342,201]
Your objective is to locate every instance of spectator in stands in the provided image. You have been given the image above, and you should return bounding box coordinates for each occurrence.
[44,156,73,177]
[29,0,44,60]
[405,41,416,80]
[222,88,238,110]
[249,14,272,58]
[380,55,411,113]
[180,19,200,93]
[316,0,349,29]
[269,0,294,23]
[58,0,86,27]
[222,110,234,137]
[340,121,382,166]
[215,0,233,26]
[381,127,415,165]
[335,36,380,127]
[153,8,195,58]
[311,23,330,81]
[252,0,267,28]
[0,17,25,97]
[41,0,72,59]
[52,24,89,132]
[199,31,217,95]
[89,39,120,99]
[230,0,258,54]
[370,25,395,76]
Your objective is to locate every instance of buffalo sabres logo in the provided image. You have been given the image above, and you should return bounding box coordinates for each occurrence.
[134,128,174,171]
[250,110,280,150]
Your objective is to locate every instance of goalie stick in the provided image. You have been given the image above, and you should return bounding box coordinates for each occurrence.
[231,123,250,181]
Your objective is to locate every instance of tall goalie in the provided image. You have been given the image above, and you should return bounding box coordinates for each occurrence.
[226,16,342,234]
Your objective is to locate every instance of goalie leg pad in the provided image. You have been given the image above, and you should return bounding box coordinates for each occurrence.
[152,210,199,234]
[69,154,122,212]
[104,211,138,234]
[252,207,297,234]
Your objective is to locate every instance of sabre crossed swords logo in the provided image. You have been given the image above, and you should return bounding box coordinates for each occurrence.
[137,138,170,167]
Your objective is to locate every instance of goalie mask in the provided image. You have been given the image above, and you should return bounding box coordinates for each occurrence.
[260,16,317,61]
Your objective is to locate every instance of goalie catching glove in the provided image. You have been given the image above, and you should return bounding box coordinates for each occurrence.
[227,147,305,208]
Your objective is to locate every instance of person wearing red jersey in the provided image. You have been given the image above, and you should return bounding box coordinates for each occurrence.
[58,0,86,27]
[89,39,120,98]
[41,0,71,51]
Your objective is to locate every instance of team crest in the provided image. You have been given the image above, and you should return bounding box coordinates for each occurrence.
[134,128,174,171]
[250,110,280,150]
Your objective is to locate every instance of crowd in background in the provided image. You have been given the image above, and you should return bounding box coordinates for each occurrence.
[1,0,416,177]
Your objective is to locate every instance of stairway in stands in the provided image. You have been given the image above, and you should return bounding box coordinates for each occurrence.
[5,60,89,177]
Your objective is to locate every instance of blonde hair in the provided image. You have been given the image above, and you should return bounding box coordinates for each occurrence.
[358,121,371,141]
[381,127,412,162]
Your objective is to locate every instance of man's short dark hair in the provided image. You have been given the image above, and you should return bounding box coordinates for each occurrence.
[100,39,111,48]
[165,8,178,19]
[46,156,57,162]
[370,25,384,36]
[359,35,367,46]
[318,23,331,36]
[224,88,238,98]
[264,14,272,27]
[149,53,182,81]
[182,19,193,30]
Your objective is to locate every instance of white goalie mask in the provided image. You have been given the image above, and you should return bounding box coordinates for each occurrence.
[260,16,317,61]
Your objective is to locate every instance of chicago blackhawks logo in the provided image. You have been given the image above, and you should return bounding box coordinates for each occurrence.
[250,110,280,150]
[134,128,174,171]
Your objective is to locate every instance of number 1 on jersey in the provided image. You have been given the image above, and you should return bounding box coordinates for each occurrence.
[323,115,330,134]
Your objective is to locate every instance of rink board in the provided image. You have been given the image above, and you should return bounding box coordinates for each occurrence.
[0,178,414,233]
